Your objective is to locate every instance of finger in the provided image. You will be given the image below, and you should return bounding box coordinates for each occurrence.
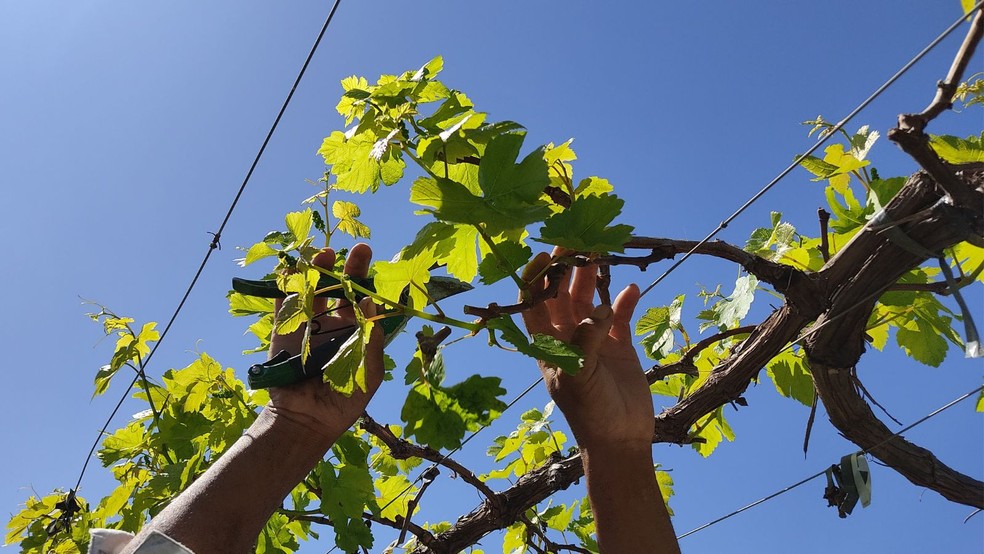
[610,283,641,342]
[544,254,576,328]
[569,263,598,320]
[311,248,337,316]
[337,243,373,320]
[519,252,554,336]
[570,304,614,376]
[360,297,385,396]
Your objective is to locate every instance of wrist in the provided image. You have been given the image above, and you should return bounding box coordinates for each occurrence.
[257,406,340,455]
[578,439,654,466]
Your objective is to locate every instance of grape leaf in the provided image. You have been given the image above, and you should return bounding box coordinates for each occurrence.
[478,241,532,285]
[317,462,375,551]
[765,351,815,406]
[319,131,405,193]
[373,251,434,310]
[332,200,371,239]
[929,133,984,163]
[401,376,506,450]
[537,193,633,253]
[488,315,584,375]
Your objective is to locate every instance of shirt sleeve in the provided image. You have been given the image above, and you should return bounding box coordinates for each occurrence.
[89,529,195,554]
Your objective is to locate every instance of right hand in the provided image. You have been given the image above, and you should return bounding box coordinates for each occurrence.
[520,250,654,450]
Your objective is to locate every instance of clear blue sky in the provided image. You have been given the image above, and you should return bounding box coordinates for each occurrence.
[2,2,981,552]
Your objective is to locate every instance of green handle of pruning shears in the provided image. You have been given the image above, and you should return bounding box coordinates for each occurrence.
[232,274,472,389]
[231,275,373,300]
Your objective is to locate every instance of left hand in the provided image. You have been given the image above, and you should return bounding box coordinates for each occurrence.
[265,243,384,442]
[520,249,654,450]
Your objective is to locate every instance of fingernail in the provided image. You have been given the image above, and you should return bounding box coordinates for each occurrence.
[592,305,612,320]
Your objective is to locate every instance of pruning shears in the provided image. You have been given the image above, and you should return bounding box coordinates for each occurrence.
[231,274,472,389]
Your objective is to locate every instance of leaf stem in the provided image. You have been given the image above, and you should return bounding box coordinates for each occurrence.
[475,224,528,294]
[401,145,443,182]
[313,267,482,332]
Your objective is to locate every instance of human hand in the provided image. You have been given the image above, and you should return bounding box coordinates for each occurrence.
[265,243,384,442]
[520,250,654,450]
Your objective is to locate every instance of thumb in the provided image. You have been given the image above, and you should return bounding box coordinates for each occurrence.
[360,297,385,395]
[570,305,613,374]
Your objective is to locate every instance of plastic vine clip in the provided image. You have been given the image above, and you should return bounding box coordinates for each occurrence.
[823,452,872,518]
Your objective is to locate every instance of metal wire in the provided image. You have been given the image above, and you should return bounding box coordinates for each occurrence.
[72,0,344,492]
[677,385,983,539]
[374,377,544,516]
[640,1,984,298]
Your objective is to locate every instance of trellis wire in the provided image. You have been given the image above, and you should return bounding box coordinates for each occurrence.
[72,0,344,493]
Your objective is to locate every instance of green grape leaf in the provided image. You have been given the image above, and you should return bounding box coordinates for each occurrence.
[825,184,870,234]
[319,130,405,193]
[637,295,684,360]
[896,318,949,367]
[256,513,301,554]
[318,462,375,551]
[97,422,146,466]
[412,176,549,236]
[442,225,481,283]
[929,133,984,163]
[443,375,507,426]
[866,308,890,351]
[332,200,371,239]
[374,475,417,521]
[478,132,548,201]
[227,291,274,317]
[401,376,506,451]
[656,468,675,515]
[976,388,984,412]
[410,176,483,225]
[951,241,984,283]
[285,209,314,246]
[373,251,434,310]
[544,138,576,164]
[880,288,961,366]
[274,292,309,336]
[744,212,796,262]
[691,407,735,457]
[323,319,373,395]
[540,503,577,532]
[322,463,377,520]
[238,241,279,266]
[848,125,879,160]
[699,275,757,332]
[537,193,633,253]
[336,75,371,124]
[478,241,532,285]
[868,176,906,211]
[332,431,371,468]
[765,351,815,406]
[400,384,467,451]
[502,521,527,554]
[798,144,869,193]
[573,176,613,198]
[488,315,584,375]
[418,91,475,130]
[798,155,840,180]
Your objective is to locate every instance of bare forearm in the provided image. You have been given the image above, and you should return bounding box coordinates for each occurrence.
[123,409,335,554]
[580,442,680,554]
